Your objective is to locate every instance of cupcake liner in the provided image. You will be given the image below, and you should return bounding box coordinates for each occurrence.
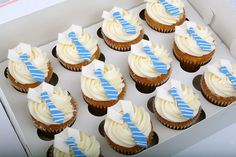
[7,62,53,93]
[129,67,171,93]
[104,126,154,155]
[56,45,101,71]
[101,30,144,51]
[144,10,185,33]
[152,97,201,130]
[30,98,77,134]
[173,42,215,72]
[201,75,236,106]
[47,145,103,157]
[82,84,126,109]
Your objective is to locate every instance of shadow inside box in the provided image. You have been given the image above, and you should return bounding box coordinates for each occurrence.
[147,96,206,128]
[98,120,159,155]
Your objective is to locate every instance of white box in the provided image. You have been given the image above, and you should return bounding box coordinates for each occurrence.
[0,1,236,157]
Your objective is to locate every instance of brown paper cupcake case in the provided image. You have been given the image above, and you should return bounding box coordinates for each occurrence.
[47,145,104,157]
[144,10,186,33]
[82,84,126,109]
[7,62,53,93]
[201,75,236,106]
[56,45,101,71]
[173,42,215,72]
[104,125,154,155]
[31,98,77,134]
[152,97,201,130]
[129,67,171,93]
[101,30,144,51]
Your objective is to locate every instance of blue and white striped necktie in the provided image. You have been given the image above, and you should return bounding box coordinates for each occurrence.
[122,113,147,148]
[159,0,180,16]
[112,11,136,34]
[20,53,45,82]
[187,27,212,52]
[220,66,236,89]
[40,91,64,124]
[94,68,118,100]
[169,87,194,119]
[143,45,168,74]
[68,32,91,61]
[66,137,86,157]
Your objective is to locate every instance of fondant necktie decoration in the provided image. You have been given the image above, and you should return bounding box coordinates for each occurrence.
[40,91,65,124]
[220,66,236,89]
[94,68,118,100]
[68,32,91,61]
[159,0,180,16]
[122,113,148,148]
[20,53,45,82]
[66,137,86,157]
[112,11,136,34]
[143,45,168,74]
[169,87,194,119]
[187,27,212,52]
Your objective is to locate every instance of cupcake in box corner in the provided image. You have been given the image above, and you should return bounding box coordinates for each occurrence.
[27,82,77,134]
[145,0,185,33]
[173,21,216,72]
[104,100,153,154]
[48,127,101,157]
[129,39,172,93]
[153,79,201,129]
[201,59,236,106]
[101,7,144,51]
[55,25,101,71]
[81,59,126,111]
[7,43,53,93]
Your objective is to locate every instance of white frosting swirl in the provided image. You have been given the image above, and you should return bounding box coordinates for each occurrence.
[104,105,152,148]
[155,84,201,122]
[28,87,75,125]
[56,30,98,65]
[204,61,236,97]
[53,132,100,157]
[175,22,216,56]
[81,64,125,101]
[8,47,49,84]
[102,8,143,42]
[128,42,172,78]
[146,0,184,25]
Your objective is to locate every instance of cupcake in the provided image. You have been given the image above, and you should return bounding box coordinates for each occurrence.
[55,25,101,71]
[129,39,172,93]
[153,79,201,129]
[48,127,101,157]
[201,59,236,106]
[104,100,153,154]
[81,59,126,112]
[7,43,53,92]
[173,21,216,72]
[101,7,144,51]
[145,0,185,32]
[27,82,77,133]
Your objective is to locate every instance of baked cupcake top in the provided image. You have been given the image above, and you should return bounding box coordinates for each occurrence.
[8,43,49,84]
[204,59,236,97]
[27,82,75,125]
[128,39,172,78]
[56,25,98,64]
[81,59,125,101]
[102,7,143,42]
[104,100,152,148]
[145,0,185,25]
[54,127,100,157]
[154,79,201,122]
[175,21,216,56]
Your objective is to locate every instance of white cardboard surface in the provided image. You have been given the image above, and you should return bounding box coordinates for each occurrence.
[0,1,235,157]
